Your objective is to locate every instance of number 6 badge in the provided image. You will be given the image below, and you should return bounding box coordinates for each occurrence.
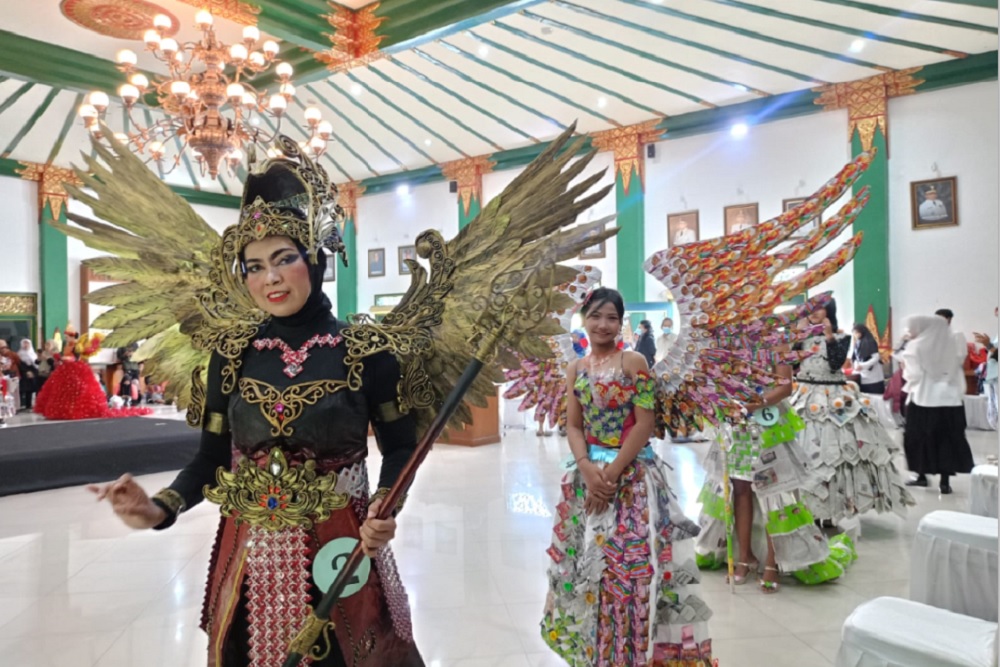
[752,406,779,427]
[312,537,372,598]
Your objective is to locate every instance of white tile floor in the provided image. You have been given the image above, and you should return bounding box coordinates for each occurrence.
[0,410,996,666]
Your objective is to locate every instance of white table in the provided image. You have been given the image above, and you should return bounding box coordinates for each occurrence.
[965,395,995,431]
[911,510,999,622]
[837,597,998,667]
[971,465,999,519]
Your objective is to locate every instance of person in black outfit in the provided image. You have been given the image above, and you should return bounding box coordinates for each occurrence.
[851,324,885,394]
[87,156,424,666]
[635,319,657,368]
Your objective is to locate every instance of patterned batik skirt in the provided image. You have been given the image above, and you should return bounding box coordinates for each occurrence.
[541,445,717,667]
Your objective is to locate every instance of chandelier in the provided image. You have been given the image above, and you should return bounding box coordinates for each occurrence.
[78,10,333,180]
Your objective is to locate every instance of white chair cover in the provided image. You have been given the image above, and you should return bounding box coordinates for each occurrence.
[836,597,998,667]
[971,465,1000,519]
[911,510,999,622]
[965,395,996,431]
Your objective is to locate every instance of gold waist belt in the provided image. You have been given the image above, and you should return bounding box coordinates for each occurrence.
[204,448,350,530]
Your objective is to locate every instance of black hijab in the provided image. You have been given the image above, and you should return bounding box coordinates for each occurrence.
[853,324,879,362]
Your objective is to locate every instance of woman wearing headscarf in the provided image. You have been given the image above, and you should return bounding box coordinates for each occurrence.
[850,324,884,394]
[899,315,975,494]
[17,338,39,410]
[635,319,657,368]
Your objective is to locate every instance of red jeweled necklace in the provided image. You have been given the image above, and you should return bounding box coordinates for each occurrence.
[253,333,342,378]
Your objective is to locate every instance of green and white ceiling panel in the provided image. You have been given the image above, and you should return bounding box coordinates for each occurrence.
[0,0,995,196]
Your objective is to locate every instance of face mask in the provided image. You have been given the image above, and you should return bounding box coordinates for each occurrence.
[662,327,672,334]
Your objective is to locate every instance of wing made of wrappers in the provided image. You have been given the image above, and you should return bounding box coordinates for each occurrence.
[340,124,617,437]
[56,130,238,415]
[645,151,876,437]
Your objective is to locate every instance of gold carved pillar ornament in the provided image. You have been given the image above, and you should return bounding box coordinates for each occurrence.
[16,163,83,220]
[337,181,365,229]
[589,120,664,195]
[440,156,495,218]
[814,69,923,151]
[318,4,385,71]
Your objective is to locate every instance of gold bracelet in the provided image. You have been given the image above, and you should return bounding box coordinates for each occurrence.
[369,487,407,515]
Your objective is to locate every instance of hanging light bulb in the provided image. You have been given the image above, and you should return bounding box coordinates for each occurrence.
[279,82,295,98]
[229,43,248,61]
[195,10,213,29]
[249,51,265,68]
[242,26,260,43]
[226,83,245,101]
[118,84,140,105]
[160,38,179,55]
[317,120,332,139]
[268,94,287,114]
[262,40,279,58]
[241,91,256,107]
[77,103,98,120]
[303,106,321,125]
[88,91,110,111]
[130,73,149,90]
[116,49,137,66]
[153,14,172,31]
[308,136,325,154]
[170,80,191,97]
[144,29,161,48]
[148,140,165,158]
[275,62,293,79]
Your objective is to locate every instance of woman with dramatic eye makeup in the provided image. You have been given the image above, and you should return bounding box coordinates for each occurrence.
[88,146,424,667]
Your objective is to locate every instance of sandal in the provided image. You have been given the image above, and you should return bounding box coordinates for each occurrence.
[759,566,781,594]
[727,560,759,586]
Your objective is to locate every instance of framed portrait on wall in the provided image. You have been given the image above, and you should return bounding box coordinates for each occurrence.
[783,197,819,239]
[580,224,606,260]
[398,245,416,275]
[368,248,386,278]
[667,210,699,247]
[911,176,958,229]
[724,203,758,236]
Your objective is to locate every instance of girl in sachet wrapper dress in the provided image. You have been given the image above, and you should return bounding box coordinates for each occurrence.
[694,345,838,593]
[790,299,914,525]
[541,288,717,667]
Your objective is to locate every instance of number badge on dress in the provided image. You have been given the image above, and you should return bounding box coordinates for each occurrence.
[312,537,372,598]
[752,406,779,427]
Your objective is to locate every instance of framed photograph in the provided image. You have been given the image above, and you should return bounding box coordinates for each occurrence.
[911,176,958,229]
[368,248,386,278]
[398,245,417,275]
[724,203,759,236]
[580,224,606,260]
[667,210,699,247]
[322,250,336,282]
[783,197,819,238]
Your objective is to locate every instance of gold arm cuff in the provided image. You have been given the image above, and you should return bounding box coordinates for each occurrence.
[205,411,229,435]
[369,487,406,515]
[373,400,404,423]
[152,488,186,515]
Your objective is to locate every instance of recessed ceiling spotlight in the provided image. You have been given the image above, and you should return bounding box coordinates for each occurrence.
[732,83,748,92]
[730,122,748,138]
[597,97,607,108]
[350,83,363,96]
[424,138,432,146]
[478,45,489,57]
[850,39,865,53]
[397,184,410,195]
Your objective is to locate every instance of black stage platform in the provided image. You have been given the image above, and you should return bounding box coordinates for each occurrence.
[0,418,199,496]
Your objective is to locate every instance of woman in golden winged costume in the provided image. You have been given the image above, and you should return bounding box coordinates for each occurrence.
[71,124,617,666]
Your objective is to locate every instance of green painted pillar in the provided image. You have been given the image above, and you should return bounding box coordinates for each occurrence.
[40,199,69,339]
[337,217,358,319]
[851,128,890,332]
[615,163,646,324]
[458,195,481,231]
